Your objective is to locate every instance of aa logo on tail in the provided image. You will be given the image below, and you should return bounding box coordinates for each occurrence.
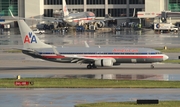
[24,32,37,43]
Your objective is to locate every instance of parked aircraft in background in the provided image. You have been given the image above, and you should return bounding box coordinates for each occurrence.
[17,20,168,69]
[9,0,136,29]
[61,0,104,28]
[60,0,136,28]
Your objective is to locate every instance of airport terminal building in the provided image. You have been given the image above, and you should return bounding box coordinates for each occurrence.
[0,0,180,27]
[0,0,144,19]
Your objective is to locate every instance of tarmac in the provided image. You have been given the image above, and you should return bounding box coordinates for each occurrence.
[0,88,180,107]
[1,28,180,107]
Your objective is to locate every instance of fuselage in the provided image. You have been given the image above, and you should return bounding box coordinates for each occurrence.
[22,47,168,64]
[63,12,96,26]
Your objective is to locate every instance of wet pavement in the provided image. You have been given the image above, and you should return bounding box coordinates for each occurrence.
[1,28,180,48]
[0,74,179,81]
[0,88,180,107]
[1,28,180,107]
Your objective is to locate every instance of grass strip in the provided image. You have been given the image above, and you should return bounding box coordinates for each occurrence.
[75,101,180,107]
[3,49,22,53]
[0,78,180,88]
[163,59,180,63]
[156,48,180,53]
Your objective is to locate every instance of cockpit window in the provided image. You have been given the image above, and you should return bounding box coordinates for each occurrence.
[156,52,162,54]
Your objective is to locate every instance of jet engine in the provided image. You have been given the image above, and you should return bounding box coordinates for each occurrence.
[95,21,105,28]
[95,59,114,67]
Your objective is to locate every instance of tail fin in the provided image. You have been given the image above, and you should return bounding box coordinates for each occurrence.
[63,0,69,16]
[18,20,52,49]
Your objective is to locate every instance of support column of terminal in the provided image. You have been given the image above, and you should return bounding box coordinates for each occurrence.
[126,0,130,22]
[105,0,108,15]
[84,0,87,12]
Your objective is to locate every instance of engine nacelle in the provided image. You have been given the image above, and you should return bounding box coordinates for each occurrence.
[96,21,105,28]
[95,59,113,67]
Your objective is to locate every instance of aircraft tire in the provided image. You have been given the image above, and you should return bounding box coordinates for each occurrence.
[30,81,34,85]
[87,65,92,69]
[151,64,154,69]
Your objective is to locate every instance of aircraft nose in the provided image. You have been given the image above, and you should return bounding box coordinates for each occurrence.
[163,54,169,61]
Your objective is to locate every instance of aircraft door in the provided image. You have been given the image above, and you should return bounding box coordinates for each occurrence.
[96,51,104,57]
[147,51,151,58]
[146,50,152,62]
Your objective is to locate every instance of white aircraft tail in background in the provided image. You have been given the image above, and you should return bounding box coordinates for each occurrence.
[63,0,69,17]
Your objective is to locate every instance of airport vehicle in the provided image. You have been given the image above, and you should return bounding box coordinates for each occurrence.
[17,20,169,69]
[154,23,178,32]
[33,29,45,34]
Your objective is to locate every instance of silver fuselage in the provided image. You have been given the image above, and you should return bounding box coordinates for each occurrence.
[22,46,168,64]
[63,12,95,26]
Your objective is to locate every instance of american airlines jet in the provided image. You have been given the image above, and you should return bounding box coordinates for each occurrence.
[18,20,168,69]
[61,0,99,27]
[61,0,136,28]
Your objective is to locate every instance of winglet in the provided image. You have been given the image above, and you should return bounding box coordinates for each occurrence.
[132,8,136,17]
[9,9,16,18]
[84,41,89,48]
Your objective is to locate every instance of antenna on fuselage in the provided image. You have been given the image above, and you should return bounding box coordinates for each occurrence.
[52,46,60,55]
[84,41,89,48]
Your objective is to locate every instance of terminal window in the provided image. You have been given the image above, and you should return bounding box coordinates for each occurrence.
[0,0,18,16]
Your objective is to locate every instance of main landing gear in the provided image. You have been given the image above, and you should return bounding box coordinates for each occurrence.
[87,63,97,69]
[151,64,154,69]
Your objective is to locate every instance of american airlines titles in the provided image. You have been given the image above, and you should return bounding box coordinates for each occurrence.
[113,49,138,53]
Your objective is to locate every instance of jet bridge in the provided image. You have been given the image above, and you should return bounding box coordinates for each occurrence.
[160,11,180,23]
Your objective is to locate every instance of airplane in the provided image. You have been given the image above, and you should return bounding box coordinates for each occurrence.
[60,0,136,28]
[61,0,98,27]
[17,19,169,69]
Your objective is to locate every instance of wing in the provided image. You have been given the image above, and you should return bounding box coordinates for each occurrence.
[9,9,63,22]
[89,8,136,22]
[52,46,95,64]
